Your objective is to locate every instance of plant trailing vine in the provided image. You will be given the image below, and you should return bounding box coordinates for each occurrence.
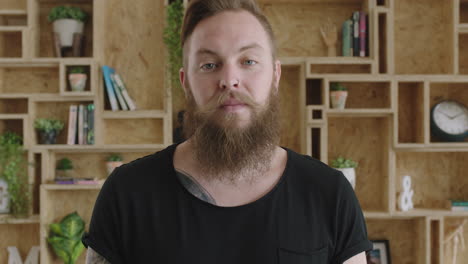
[0,131,32,217]
[163,0,184,92]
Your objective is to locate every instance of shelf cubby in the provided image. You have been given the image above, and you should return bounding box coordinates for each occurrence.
[377,11,388,74]
[327,116,391,212]
[395,152,468,211]
[0,118,24,137]
[47,151,153,183]
[309,63,372,74]
[0,11,27,26]
[40,188,99,264]
[33,100,95,145]
[397,82,425,144]
[0,30,22,58]
[258,0,370,57]
[61,62,94,96]
[306,79,323,106]
[306,125,325,162]
[0,98,28,113]
[443,217,468,263]
[0,224,40,264]
[103,118,164,145]
[394,0,454,74]
[0,0,26,10]
[327,80,391,109]
[37,0,93,58]
[366,218,427,264]
[279,65,303,153]
[429,82,468,143]
[460,0,468,24]
[0,65,59,94]
[458,33,468,74]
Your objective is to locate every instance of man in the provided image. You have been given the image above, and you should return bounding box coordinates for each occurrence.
[82,0,372,263]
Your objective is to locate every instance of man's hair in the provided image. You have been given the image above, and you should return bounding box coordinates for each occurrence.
[181,0,277,67]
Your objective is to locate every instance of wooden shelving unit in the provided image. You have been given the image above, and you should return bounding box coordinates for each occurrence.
[0,0,466,263]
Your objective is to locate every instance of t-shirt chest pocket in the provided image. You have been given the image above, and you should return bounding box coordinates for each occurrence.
[278,246,328,264]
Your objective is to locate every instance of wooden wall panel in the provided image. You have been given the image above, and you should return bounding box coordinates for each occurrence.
[0,224,40,264]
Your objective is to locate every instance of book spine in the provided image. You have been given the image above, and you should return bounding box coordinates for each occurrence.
[67,105,78,145]
[102,65,119,111]
[78,104,84,145]
[110,73,129,111]
[83,104,88,144]
[359,11,367,57]
[353,11,360,57]
[113,73,137,110]
[451,206,468,211]
[342,20,352,57]
[87,104,95,145]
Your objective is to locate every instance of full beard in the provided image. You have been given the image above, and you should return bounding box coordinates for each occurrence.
[183,84,281,184]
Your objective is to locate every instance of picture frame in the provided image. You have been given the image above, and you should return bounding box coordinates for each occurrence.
[367,240,391,264]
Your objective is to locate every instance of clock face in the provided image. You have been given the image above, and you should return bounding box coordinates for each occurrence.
[432,100,468,136]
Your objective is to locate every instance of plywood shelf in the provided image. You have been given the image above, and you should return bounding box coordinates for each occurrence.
[41,184,102,190]
[0,214,40,224]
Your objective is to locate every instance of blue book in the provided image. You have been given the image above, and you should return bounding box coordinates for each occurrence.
[102,65,119,111]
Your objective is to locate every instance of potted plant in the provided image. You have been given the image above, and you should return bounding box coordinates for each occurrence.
[0,132,32,217]
[47,6,88,48]
[68,66,87,92]
[56,158,73,179]
[47,211,86,264]
[106,153,123,175]
[331,156,358,189]
[330,82,348,109]
[34,118,65,144]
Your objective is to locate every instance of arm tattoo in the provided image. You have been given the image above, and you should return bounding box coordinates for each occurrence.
[176,169,217,205]
[85,247,111,264]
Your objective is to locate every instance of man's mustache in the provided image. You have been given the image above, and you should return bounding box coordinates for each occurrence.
[196,90,261,116]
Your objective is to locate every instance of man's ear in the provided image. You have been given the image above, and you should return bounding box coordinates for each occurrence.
[273,60,282,93]
[179,67,188,97]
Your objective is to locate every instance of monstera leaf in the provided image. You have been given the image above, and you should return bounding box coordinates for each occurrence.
[47,211,86,264]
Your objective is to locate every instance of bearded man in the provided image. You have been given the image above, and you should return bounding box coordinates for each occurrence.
[82,0,372,263]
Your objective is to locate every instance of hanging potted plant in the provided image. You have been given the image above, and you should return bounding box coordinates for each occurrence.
[47,6,88,47]
[331,156,358,189]
[106,153,123,175]
[0,132,32,217]
[330,82,348,109]
[34,118,65,144]
[68,66,87,92]
[56,158,73,179]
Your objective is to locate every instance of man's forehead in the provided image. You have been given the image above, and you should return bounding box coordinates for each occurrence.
[194,43,265,57]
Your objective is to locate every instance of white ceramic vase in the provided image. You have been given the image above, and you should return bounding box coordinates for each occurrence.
[52,19,84,47]
[336,167,356,189]
[330,91,348,109]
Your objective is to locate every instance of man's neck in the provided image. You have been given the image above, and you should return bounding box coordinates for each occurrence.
[173,140,287,207]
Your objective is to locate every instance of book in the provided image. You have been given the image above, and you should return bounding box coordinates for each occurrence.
[352,11,360,57]
[110,73,129,111]
[87,104,95,145]
[359,11,367,57]
[113,72,137,110]
[78,104,84,145]
[102,65,119,111]
[452,206,468,211]
[342,19,353,57]
[67,105,78,145]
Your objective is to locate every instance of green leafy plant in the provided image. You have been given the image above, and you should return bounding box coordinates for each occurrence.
[330,82,348,91]
[56,158,73,171]
[34,118,65,133]
[0,131,32,217]
[69,66,86,74]
[163,0,184,91]
[47,211,86,264]
[331,156,358,168]
[47,6,88,23]
[107,153,123,162]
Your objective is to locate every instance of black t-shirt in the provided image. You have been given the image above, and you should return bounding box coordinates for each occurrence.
[82,143,372,263]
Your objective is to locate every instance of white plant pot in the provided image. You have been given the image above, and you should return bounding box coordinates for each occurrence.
[106,161,123,175]
[52,19,84,47]
[68,73,87,91]
[336,167,356,189]
[330,91,348,109]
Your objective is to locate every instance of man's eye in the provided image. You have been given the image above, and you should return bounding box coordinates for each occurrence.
[244,60,257,66]
[201,63,217,70]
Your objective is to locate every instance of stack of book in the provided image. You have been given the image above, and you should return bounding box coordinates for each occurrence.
[54,177,103,185]
[451,200,468,211]
[342,11,369,57]
[102,65,137,111]
[67,103,95,145]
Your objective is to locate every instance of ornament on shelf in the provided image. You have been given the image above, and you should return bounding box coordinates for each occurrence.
[0,178,10,213]
[398,175,414,211]
[7,246,40,264]
[444,220,467,264]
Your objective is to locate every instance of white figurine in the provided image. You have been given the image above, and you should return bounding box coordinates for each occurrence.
[7,246,39,264]
[398,175,414,211]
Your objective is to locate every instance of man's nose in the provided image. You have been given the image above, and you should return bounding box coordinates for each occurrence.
[218,63,240,90]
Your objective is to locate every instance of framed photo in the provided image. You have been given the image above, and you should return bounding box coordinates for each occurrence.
[367,240,391,264]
